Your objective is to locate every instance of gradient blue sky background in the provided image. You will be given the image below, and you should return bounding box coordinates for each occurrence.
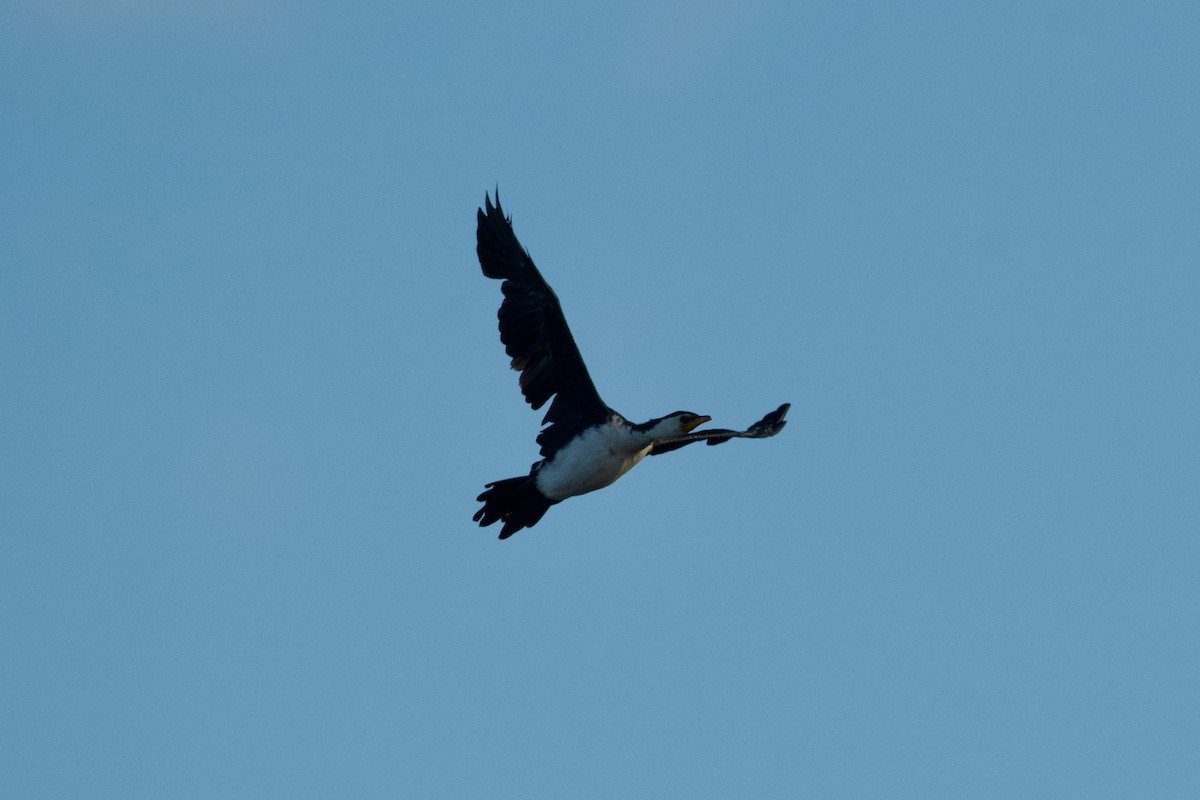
[3,2,1198,797]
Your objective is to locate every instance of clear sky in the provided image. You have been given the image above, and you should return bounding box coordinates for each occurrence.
[2,1,1198,797]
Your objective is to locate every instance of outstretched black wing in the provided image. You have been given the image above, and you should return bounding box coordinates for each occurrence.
[476,191,610,457]
[649,403,790,456]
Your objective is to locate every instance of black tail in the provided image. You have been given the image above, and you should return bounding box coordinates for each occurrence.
[473,476,556,539]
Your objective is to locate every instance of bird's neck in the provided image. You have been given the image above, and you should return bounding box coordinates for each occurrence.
[630,415,679,443]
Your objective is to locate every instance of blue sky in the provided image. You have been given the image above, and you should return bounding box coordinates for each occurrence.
[2,1,1198,797]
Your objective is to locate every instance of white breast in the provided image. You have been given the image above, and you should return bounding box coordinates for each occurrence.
[535,421,652,502]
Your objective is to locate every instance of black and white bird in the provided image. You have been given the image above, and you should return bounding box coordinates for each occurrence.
[473,191,789,539]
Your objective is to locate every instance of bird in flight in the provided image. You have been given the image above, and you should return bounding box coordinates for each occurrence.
[473,191,789,539]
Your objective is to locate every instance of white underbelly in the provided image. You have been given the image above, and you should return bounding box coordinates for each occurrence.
[535,425,651,501]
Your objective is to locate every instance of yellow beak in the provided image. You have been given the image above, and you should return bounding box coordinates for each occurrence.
[682,415,712,433]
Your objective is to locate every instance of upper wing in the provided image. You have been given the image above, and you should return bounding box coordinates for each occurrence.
[476,191,610,457]
[649,403,790,456]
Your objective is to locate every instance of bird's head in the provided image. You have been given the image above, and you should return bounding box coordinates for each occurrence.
[644,410,711,439]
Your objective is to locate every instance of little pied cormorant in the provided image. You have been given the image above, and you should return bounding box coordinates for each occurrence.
[473,191,789,539]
